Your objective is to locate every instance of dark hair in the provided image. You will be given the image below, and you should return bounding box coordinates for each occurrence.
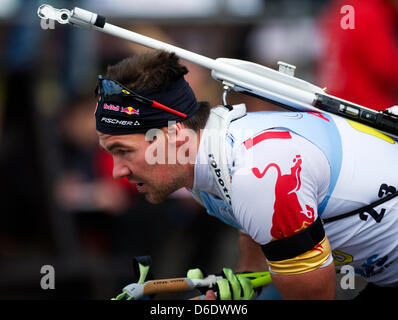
[182,101,211,131]
[106,50,188,91]
[106,50,210,131]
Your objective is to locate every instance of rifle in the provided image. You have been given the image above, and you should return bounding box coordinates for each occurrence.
[37,4,398,140]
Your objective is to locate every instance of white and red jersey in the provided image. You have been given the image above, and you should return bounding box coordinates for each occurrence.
[191,110,398,286]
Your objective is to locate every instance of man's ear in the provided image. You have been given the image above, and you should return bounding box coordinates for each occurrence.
[163,122,186,147]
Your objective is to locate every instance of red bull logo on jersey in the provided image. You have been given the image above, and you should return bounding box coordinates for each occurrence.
[252,155,316,241]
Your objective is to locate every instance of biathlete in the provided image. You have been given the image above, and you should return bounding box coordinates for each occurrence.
[95,50,398,300]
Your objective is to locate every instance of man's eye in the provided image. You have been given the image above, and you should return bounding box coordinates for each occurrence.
[116,149,129,156]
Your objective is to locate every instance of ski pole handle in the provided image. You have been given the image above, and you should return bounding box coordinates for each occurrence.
[122,275,221,299]
[142,278,194,295]
[121,278,193,300]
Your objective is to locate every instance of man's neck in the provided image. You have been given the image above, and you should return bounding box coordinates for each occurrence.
[190,127,224,199]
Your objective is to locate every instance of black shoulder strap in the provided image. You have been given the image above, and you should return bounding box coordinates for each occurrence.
[261,191,398,261]
[261,217,325,261]
[322,191,398,224]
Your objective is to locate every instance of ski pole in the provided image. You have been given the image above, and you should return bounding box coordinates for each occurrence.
[113,271,272,300]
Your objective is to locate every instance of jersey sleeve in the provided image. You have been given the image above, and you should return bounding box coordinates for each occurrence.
[230,129,333,275]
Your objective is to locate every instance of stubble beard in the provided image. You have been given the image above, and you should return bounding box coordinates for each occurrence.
[143,173,185,204]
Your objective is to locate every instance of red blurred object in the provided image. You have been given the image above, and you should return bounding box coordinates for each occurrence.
[317,0,398,111]
[94,148,139,194]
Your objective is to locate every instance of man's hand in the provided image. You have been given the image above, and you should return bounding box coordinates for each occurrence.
[187,268,254,300]
[204,268,254,300]
[205,290,217,300]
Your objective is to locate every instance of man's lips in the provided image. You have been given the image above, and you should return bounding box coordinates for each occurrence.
[136,183,147,193]
[129,180,146,191]
[128,179,144,186]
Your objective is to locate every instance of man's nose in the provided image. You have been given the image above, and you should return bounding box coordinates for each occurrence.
[112,158,131,180]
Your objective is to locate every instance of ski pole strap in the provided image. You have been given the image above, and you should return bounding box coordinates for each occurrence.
[237,271,272,288]
[261,217,325,261]
[133,256,152,284]
[322,191,398,224]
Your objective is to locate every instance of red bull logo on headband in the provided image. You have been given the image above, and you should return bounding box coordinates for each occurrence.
[101,103,140,115]
[121,106,140,116]
[103,103,120,111]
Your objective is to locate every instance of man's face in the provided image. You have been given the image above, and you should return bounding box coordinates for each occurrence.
[98,130,189,204]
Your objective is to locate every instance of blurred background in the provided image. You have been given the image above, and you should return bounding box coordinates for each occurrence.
[0,0,397,299]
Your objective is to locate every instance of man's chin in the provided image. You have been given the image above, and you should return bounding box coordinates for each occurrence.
[144,192,167,204]
[139,183,180,204]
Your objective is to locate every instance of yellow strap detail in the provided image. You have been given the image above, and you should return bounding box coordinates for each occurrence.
[268,236,331,275]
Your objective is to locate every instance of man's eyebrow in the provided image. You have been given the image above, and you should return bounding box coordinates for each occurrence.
[100,142,129,153]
